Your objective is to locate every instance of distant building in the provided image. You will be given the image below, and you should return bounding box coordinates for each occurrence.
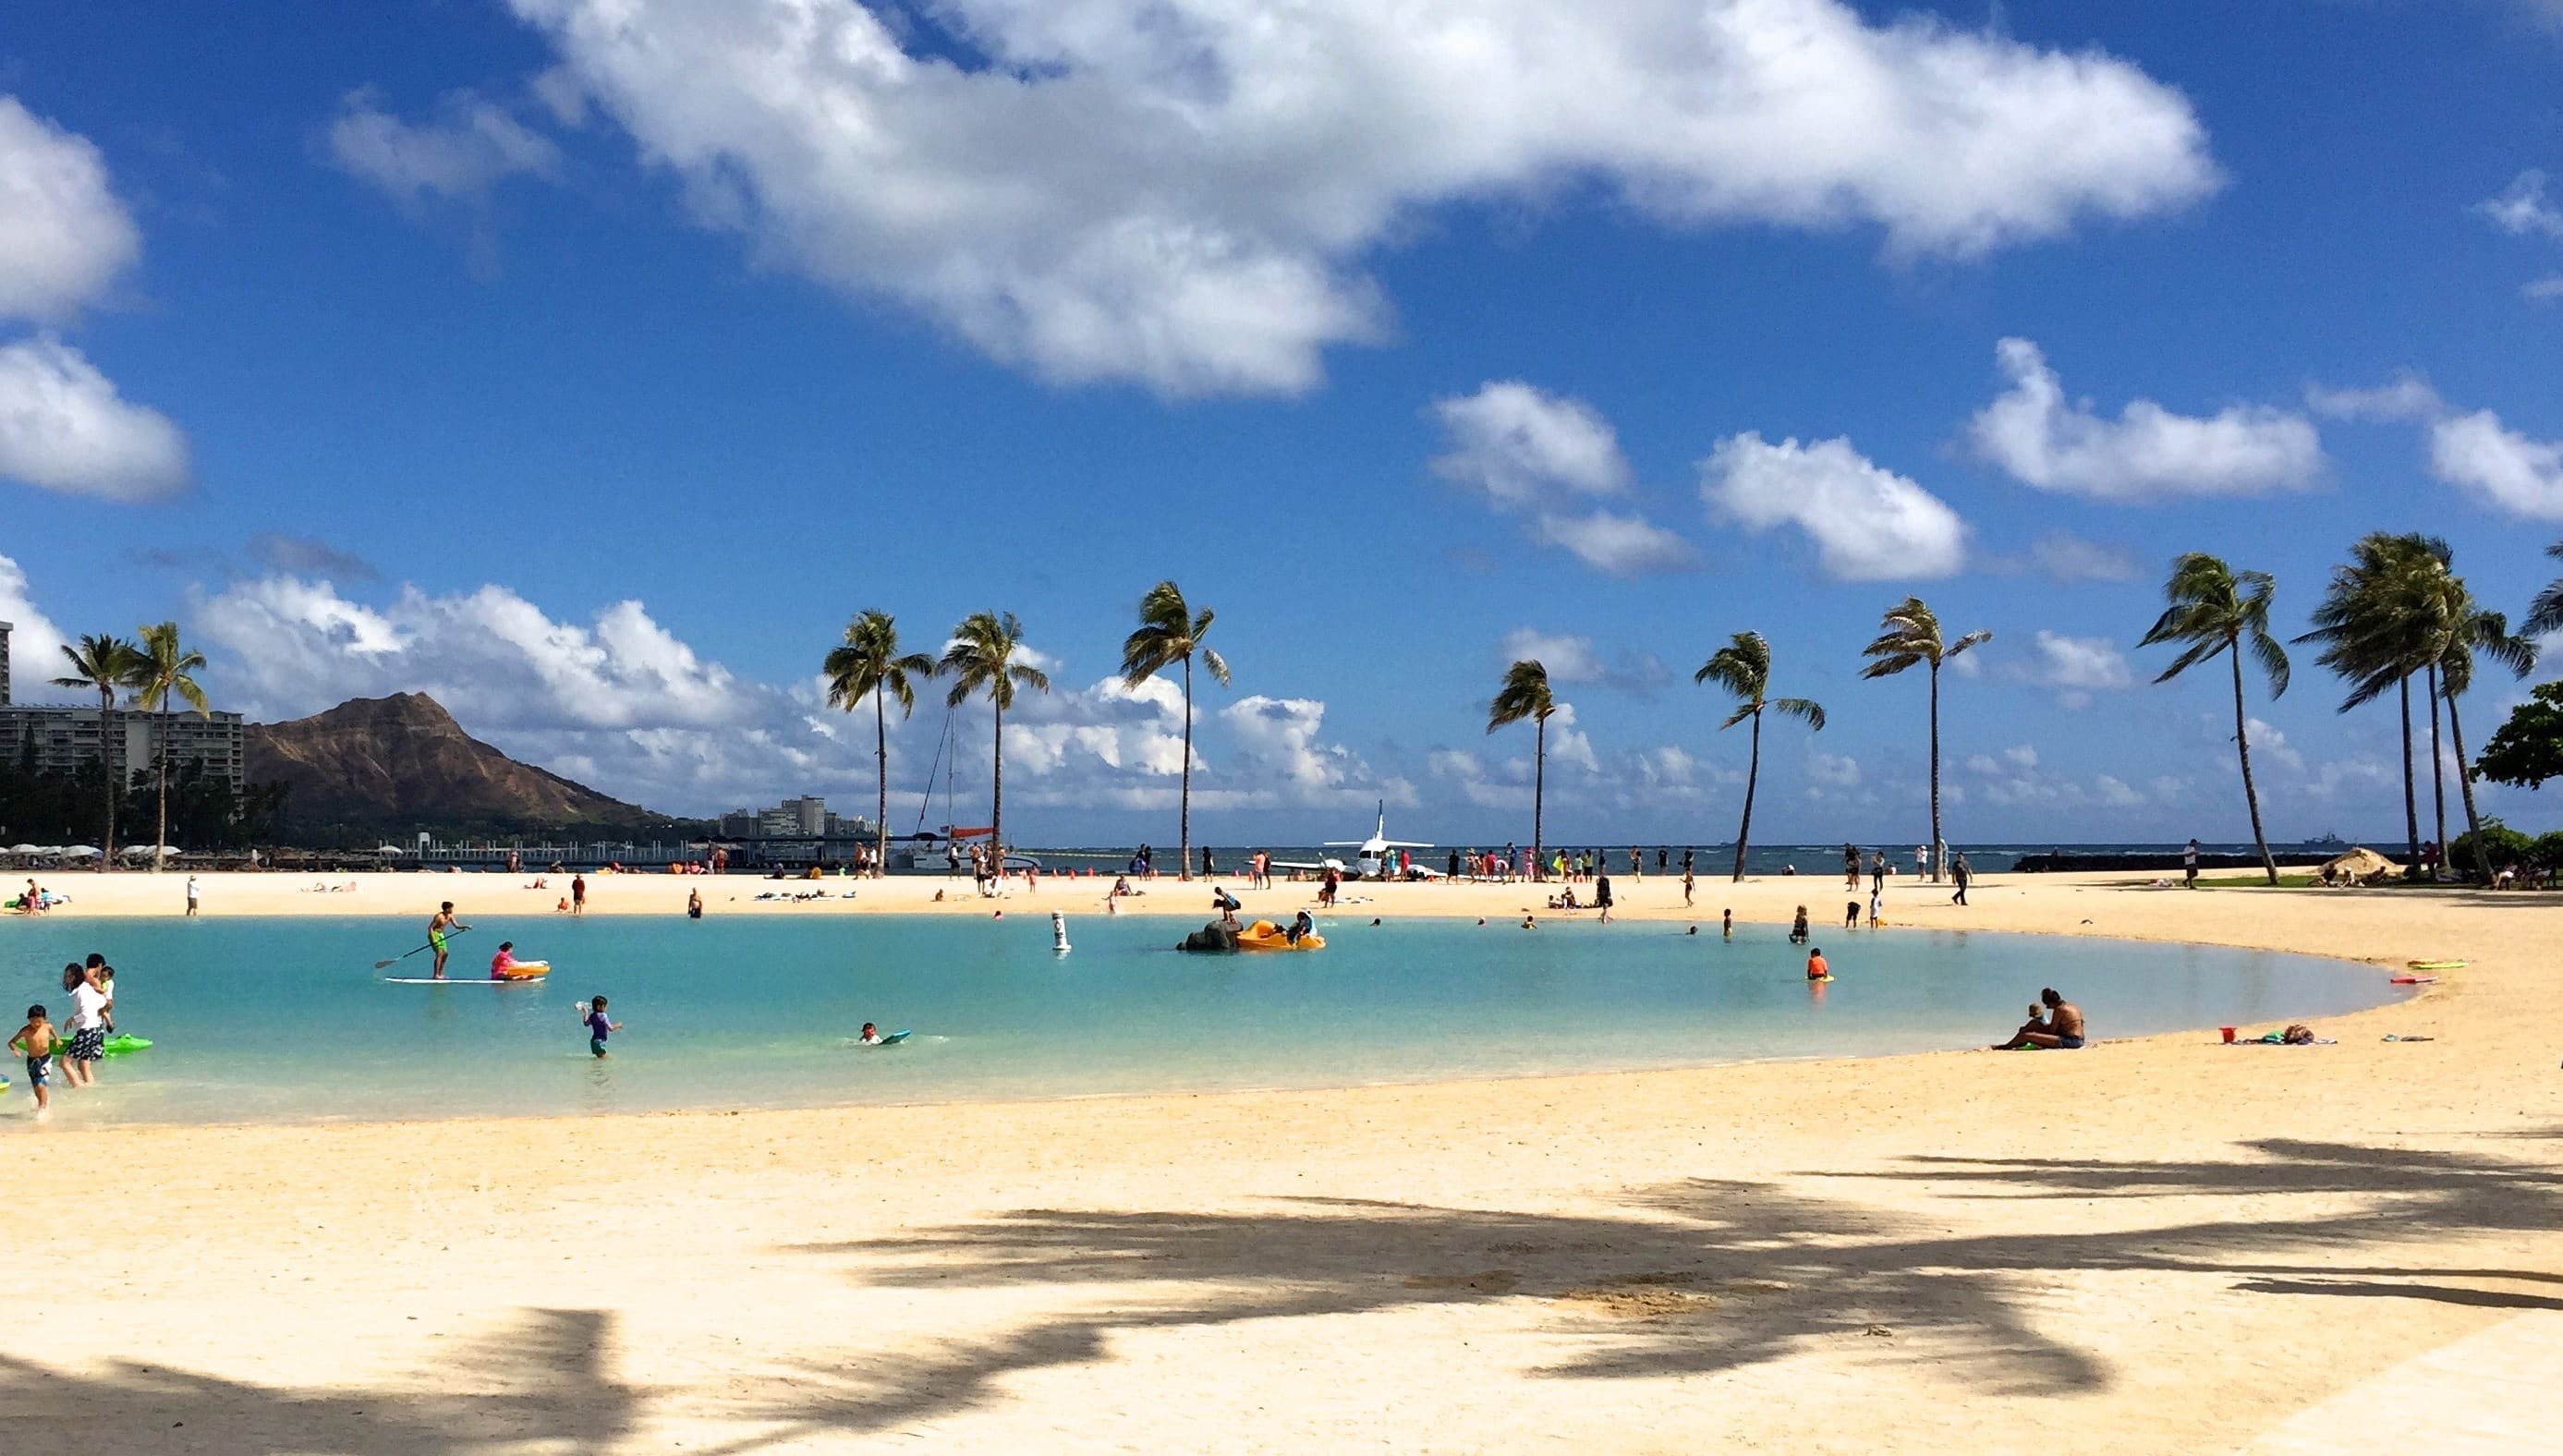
[0,615,246,796]
[0,619,11,705]
[718,794,875,859]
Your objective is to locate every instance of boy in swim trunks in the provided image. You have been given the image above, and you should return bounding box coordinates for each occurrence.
[10,1004,55,1110]
[428,902,469,980]
[582,996,621,1057]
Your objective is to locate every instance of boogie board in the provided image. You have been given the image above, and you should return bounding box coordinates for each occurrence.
[860,1029,913,1047]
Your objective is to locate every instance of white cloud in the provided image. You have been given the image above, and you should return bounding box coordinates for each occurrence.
[2028,629,2132,710]
[328,89,562,207]
[1219,694,1410,807]
[2305,372,2443,423]
[2246,716,2304,772]
[1431,382,1694,574]
[0,96,141,324]
[0,335,189,501]
[2527,275,2563,303]
[2025,530,2140,583]
[1544,701,1599,774]
[1806,751,1863,788]
[507,0,2217,394]
[2095,774,2143,807]
[1430,382,1629,504]
[1700,431,1967,580]
[2478,170,2563,239]
[2429,409,2563,519]
[1497,628,1671,694]
[1969,338,2322,501]
[0,552,70,692]
[1527,509,1698,576]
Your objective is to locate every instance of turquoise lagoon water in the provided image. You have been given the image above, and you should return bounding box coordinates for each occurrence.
[0,914,2402,1127]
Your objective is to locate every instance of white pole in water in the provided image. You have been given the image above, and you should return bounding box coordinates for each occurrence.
[1052,911,1071,953]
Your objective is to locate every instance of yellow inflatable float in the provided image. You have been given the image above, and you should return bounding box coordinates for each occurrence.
[1234,918,1325,952]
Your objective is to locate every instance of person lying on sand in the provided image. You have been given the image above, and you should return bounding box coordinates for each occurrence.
[1994,989,2084,1050]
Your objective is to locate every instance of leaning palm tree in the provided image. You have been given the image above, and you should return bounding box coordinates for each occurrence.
[2436,599,2536,881]
[825,610,935,878]
[1696,631,1824,883]
[937,611,1051,863]
[2522,540,2563,639]
[131,621,210,872]
[2295,533,2450,879]
[1859,597,1990,882]
[53,633,146,869]
[1121,580,1231,882]
[1487,660,1556,881]
[2137,555,2290,884]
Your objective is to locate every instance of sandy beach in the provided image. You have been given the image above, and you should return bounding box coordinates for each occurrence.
[5,867,2558,1452]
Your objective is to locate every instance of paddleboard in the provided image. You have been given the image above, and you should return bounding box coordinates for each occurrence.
[384,977,534,985]
[859,1029,913,1047]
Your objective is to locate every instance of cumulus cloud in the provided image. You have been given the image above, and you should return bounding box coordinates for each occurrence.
[1219,694,1412,808]
[1527,509,1698,576]
[1968,338,2322,501]
[2305,372,2443,423]
[505,0,2217,394]
[2026,630,2132,710]
[1962,741,2144,809]
[1430,382,1629,504]
[1700,432,1966,580]
[2478,170,2563,239]
[0,552,71,692]
[2026,530,2139,583]
[0,96,141,324]
[2246,716,2303,773]
[1431,381,1695,575]
[2429,409,2563,519]
[0,335,190,501]
[327,88,562,207]
[2527,275,2563,303]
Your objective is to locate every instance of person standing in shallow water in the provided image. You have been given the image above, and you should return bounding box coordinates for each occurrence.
[1595,873,1614,923]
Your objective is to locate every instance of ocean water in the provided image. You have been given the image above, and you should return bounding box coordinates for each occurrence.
[0,914,2402,1128]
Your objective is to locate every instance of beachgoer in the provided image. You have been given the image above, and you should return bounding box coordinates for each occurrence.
[1868,885,1883,927]
[185,874,200,917]
[1806,948,1830,981]
[1721,908,1732,940]
[687,888,703,920]
[11,1004,55,1111]
[1682,847,1694,875]
[87,956,115,1036]
[1657,846,1669,875]
[2183,840,2200,890]
[1520,915,1537,929]
[490,941,531,978]
[1288,908,1316,944]
[18,879,37,916]
[428,902,468,979]
[1950,854,1972,906]
[859,1022,882,1045]
[1212,886,1242,914]
[1995,989,2086,1050]
[1789,905,1809,944]
[582,996,622,1058]
[1844,899,1860,930]
[1629,846,1642,880]
[1870,853,1887,893]
[60,963,108,1087]
[1595,873,1614,923]
[1682,868,1695,906]
[1915,844,1929,878]
[1201,846,1215,878]
[571,873,587,914]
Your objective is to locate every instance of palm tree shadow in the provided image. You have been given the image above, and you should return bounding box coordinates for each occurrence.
[0,1307,642,1452]
[777,1137,2563,1412]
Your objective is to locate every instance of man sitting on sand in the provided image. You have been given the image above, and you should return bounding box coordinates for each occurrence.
[1994,988,2085,1050]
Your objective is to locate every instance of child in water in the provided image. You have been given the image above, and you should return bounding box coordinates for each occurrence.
[582,996,622,1058]
[859,1022,882,1045]
[1721,909,1732,940]
[584,994,623,1050]
[1788,905,1809,944]
[10,1003,55,1111]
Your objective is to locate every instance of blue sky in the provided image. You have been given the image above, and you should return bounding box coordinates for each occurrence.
[3,0,2562,846]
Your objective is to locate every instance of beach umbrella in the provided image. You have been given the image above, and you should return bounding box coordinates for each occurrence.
[9,844,44,854]
[56,845,102,858]
[376,844,407,855]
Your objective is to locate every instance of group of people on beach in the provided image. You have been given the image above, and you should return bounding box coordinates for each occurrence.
[11,954,117,1113]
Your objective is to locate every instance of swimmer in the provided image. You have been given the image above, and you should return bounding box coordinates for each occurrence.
[427,901,468,980]
[1806,947,1830,981]
[1520,914,1538,929]
[686,888,703,920]
[1721,908,1732,940]
[858,1022,882,1046]
[1685,925,1698,936]
[1788,904,1809,945]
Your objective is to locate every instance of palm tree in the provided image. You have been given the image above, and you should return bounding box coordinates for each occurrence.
[937,612,1051,863]
[1696,631,1824,883]
[53,633,146,868]
[1487,660,1556,881]
[2436,599,2536,881]
[824,610,935,878]
[1858,597,1990,882]
[2522,540,2563,639]
[1121,580,1231,882]
[131,621,209,872]
[2137,555,2290,885]
[2295,533,2450,880]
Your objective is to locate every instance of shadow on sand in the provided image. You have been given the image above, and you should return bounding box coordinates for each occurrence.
[5,1139,2557,1449]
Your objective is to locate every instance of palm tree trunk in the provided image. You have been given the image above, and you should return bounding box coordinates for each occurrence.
[2425,663,2447,878]
[97,688,116,871]
[154,702,171,871]
[1178,655,1193,882]
[1532,715,1546,882]
[2230,646,2276,886]
[1926,662,1943,882]
[1731,710,1760,883]
[2447,689,2489,882]
[2398,674,2420,880]
[990,698,1004,865]
[874,691,889,879]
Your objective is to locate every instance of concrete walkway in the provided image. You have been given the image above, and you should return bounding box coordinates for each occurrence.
[2242,1310,2563,1453]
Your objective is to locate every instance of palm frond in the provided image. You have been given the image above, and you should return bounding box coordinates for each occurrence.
[1769,697,1826,731]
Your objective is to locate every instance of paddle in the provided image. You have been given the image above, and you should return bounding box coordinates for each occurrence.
[375,926,468,971]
